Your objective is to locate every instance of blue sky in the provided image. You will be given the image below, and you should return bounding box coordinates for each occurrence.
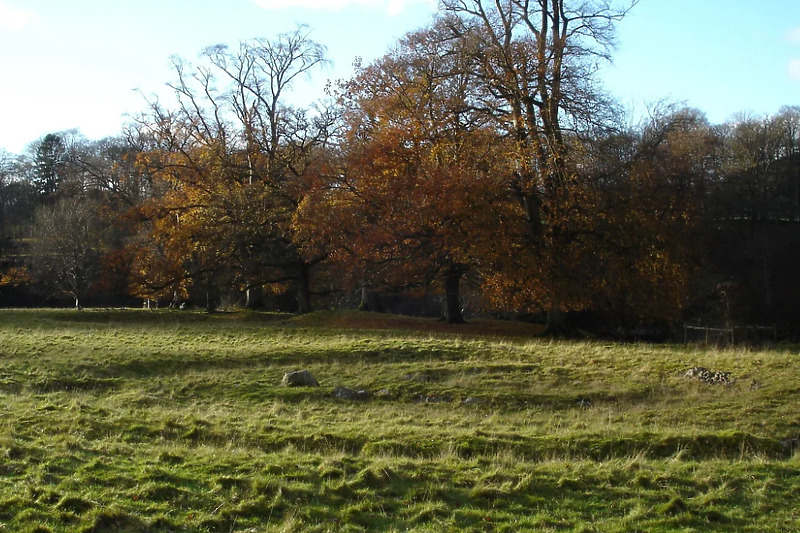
[600,0,800,124]
[0,0,798,154]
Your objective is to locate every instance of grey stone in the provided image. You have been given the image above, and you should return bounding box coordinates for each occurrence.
[282,370,319,387]
[333,386,370,400]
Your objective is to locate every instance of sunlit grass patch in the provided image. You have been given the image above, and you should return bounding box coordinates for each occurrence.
[0,308,798,531]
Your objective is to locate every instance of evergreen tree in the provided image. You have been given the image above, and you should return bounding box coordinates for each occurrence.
[32,133,66,199]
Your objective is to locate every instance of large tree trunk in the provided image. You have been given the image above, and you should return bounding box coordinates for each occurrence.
[297,261,312,314]
[544,308,568,336]
[358,286,385,313]
[169,290,182,309]
[245,286,265,309]
[205,291,215,313]
[442,267,466,324]
[759,225,774,319]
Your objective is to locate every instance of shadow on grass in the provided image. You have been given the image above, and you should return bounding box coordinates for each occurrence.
[0,308,292,327]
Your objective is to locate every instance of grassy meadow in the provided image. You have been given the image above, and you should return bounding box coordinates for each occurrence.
[0,308,798,532]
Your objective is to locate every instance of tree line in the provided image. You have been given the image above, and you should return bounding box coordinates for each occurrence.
[1,1,799,337]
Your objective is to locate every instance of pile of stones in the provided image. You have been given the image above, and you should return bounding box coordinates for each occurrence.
[684,366,733,384]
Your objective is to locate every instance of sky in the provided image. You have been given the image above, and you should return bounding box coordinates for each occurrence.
[0,0,798,155]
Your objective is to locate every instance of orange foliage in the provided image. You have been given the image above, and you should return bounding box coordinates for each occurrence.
[295,25,509,310]
[0,266,32,287]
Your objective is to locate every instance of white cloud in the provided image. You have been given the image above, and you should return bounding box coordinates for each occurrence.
[249,0,435,15]
[0,1,36,31]
[786,27,800,44]
[789,58,800,83]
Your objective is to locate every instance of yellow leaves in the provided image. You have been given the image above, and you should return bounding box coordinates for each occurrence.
[0,266,32,287]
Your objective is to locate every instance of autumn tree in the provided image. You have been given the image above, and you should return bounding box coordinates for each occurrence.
[581,107,715,329]
[132,26,334,312]
[439,0,635,331]
[296,21,509,323]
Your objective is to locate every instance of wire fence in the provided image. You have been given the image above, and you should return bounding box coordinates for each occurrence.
[683,324,778,345]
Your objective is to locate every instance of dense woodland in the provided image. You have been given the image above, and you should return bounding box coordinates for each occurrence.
[1,1,799,337]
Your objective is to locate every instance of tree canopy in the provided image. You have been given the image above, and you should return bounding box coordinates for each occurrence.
[1,7,799,338]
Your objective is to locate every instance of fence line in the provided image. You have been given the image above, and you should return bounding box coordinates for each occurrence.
[683,324,777,344]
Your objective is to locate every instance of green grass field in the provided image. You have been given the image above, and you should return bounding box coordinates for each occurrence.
[0,309,798,532]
